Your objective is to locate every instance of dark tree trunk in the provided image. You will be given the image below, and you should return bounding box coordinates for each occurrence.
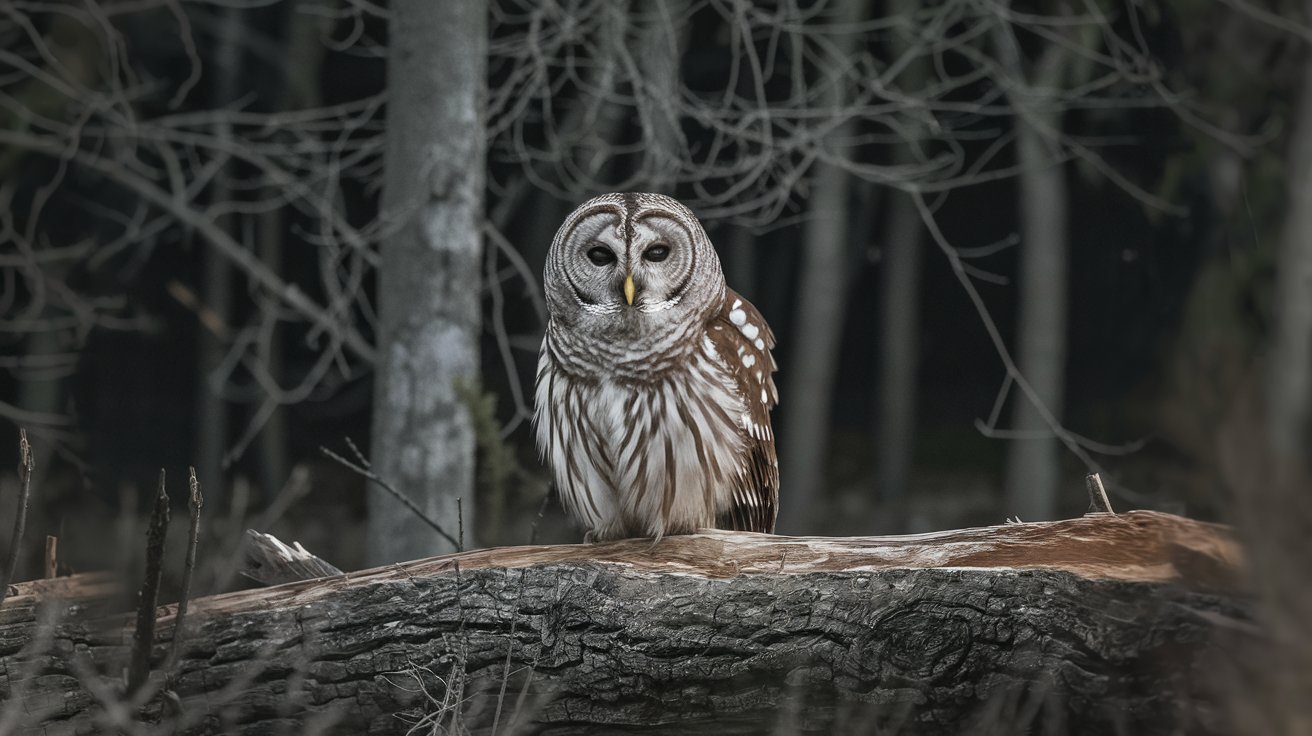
[874,0,929,530]
[1267,0,1312,461]
[2,512,1250,735]
[194,6,244,504]
[779,0,869,533]
[875,190,923,527]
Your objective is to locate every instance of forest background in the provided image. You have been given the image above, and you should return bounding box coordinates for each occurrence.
[1,0,1309,602]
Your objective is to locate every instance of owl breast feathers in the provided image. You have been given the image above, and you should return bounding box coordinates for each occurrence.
[533,192,779,542]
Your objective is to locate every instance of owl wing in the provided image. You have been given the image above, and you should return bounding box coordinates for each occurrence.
[706,288,780,534]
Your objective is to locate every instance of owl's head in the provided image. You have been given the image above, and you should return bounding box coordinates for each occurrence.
[544,193,725,338]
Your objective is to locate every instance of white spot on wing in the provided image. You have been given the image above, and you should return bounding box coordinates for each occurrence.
[741,323,759,340]
[754,338,765,350]
[742,354,756,368]
[729,309,747,326]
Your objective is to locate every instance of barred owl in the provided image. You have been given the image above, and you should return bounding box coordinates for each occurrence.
[534,192,779,542]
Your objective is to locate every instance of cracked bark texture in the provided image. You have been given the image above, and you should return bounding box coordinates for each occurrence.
[2,513,1250,735]
[369,0,486,564]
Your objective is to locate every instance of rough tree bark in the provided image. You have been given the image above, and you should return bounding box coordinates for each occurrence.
[370,2,487,563]
[1267,0,1312,462]
[1,512,1250,735]
[780,0,868,533]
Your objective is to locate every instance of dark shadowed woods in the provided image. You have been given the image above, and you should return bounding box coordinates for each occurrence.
[2,1,1312,733]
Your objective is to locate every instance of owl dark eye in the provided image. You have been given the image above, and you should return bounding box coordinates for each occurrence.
[586,245,616,266]
[643,243,670,262]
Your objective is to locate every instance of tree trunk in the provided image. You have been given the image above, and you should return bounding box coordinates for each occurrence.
[195,6,244,504]
[998,27,1071,522]
[637,0,690,194]
[369,2,486,563]
[724,225,758,300]
[1,512,1249,735]
[249,0,331,502]
[874,1,929,531]
[875,191,923,527]
[1267,0,1312,462]
[1003,111,1068,521]
[779,0,868,534]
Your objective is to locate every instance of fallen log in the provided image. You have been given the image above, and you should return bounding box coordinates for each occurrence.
[1,510,1253,735]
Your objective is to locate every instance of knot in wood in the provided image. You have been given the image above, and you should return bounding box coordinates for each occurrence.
[872,600,984,684]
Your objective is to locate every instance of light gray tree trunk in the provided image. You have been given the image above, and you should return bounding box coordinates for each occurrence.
[1004,111,1068,521]
[369,1,486,564]
[998,27,1071,522]
[1267,0,1312,462]
[874,1,928,530]
[876,190,923,526]
[778,0,867,533]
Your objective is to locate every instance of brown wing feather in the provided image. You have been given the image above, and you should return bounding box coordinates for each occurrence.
[706,288,779,533]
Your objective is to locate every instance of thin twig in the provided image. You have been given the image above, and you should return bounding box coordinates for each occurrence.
[0,129,377,364]
[527,489,552,546]
[0,428,34,607]
[167,467,204,671]
[320,441,460,550]
[128,469,170,695]
[457,498,465,554]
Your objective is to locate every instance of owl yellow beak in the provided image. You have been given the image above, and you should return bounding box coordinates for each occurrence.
[623,273,635,306]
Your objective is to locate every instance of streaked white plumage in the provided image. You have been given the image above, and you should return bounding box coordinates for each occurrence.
[534,192,779,541]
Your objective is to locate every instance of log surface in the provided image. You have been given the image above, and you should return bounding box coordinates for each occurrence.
[1,512,1252,735]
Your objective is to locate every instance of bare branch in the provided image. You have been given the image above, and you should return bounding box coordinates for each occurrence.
[167,466,204,672]
[0,128,376,364]
[127,469,169,695]
[320,441,461,552]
